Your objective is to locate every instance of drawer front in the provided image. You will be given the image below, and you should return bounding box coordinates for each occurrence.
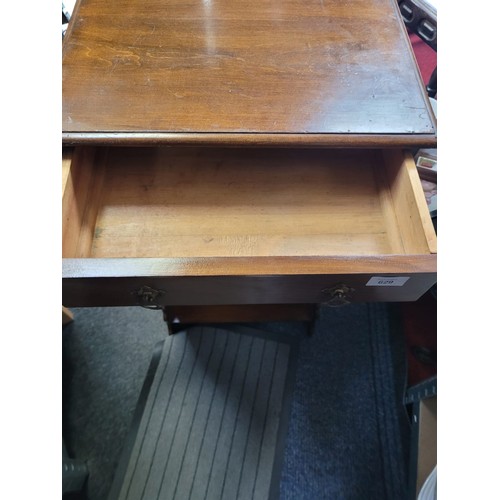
[62,272,436,308]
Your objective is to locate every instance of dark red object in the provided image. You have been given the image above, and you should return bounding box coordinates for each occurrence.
[409,31,437,91]
[400,291,437,387]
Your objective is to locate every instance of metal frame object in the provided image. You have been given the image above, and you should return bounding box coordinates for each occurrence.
[399,0,437,51]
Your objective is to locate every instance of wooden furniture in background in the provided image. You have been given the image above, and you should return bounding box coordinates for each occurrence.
[406,376,437,499]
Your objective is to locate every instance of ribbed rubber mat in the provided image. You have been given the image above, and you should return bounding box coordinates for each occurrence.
[108,325,297,500]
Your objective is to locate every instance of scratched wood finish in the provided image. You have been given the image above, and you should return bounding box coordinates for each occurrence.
[62,0,436,145]
[62,147,435,260]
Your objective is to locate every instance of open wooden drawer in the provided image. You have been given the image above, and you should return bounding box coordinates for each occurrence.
[62,147,436,308]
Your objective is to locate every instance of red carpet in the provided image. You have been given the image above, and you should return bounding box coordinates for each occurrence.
[409,31,437,91]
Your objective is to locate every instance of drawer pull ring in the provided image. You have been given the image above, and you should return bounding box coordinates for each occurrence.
[131,286,166,310]
[322,284,354,307]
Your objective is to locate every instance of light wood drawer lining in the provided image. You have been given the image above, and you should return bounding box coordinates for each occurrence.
[62,147,435,259]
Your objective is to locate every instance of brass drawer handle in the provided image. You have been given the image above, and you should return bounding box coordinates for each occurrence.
[322,284,354,307]
[131,286,166,310]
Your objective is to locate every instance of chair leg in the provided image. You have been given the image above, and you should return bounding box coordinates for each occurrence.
[62,439,88,495]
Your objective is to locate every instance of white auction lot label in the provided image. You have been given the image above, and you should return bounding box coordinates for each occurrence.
[366,276,410,287]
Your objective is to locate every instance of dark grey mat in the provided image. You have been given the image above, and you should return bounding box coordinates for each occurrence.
[279,303,409,499]
[108,325,298,500]
[62,307,167,500]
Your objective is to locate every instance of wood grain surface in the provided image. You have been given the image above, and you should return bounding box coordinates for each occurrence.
[62,147,435,260]
[62,0,436,145]
[62,254,437,279]
[61,269,437,307]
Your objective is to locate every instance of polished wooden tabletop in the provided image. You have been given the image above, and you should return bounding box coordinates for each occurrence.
[62,0,436,146]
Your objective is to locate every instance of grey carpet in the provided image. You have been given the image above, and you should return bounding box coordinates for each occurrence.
[108,326,297,500]
[62,304,409,500]
[279,303,409,499]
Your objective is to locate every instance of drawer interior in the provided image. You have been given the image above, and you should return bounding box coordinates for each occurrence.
[63,147,436,259]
